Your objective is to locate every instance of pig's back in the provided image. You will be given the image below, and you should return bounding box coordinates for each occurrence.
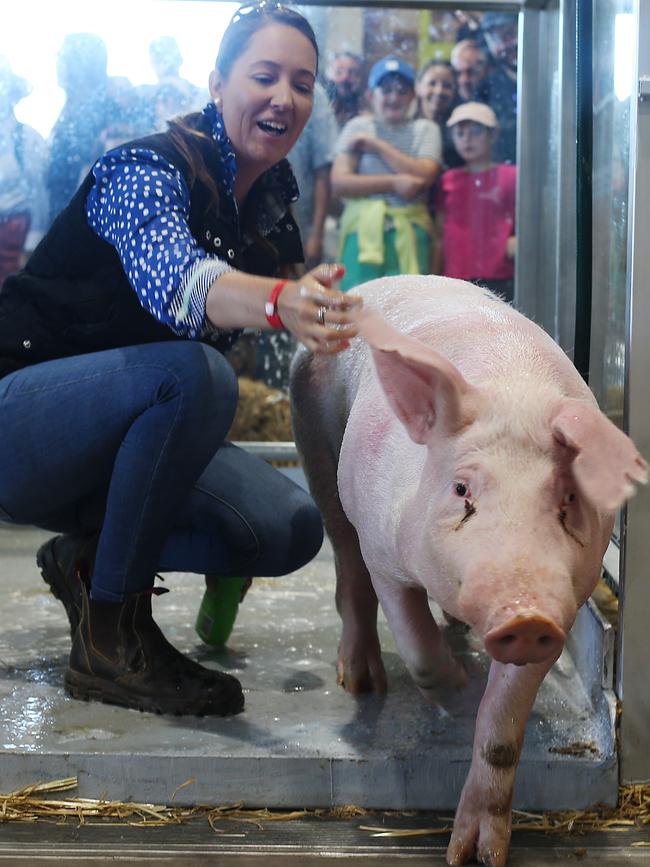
[354,275,586,397]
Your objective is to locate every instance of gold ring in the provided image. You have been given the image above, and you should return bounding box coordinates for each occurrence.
[317,305,327,326]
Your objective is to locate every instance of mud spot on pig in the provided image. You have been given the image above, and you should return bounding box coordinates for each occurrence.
[454,499,476,531]
[481,740,518,768]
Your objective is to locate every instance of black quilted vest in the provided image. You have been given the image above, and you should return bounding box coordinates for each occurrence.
[0,115,303,378]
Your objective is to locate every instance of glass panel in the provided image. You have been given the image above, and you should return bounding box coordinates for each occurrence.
[590,1,634,430]
[0,2,518,440]
[591,1,634,542]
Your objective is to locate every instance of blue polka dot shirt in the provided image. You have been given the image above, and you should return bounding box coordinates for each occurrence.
[85,145,234,339]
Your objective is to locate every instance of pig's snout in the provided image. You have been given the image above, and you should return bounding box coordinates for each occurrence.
[484,615,565,666]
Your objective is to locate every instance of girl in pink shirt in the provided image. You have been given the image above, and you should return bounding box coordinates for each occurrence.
[433,102,516,302]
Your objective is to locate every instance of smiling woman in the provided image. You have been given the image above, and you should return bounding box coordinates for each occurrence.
[208,16,318,204]
[0,1,362,718]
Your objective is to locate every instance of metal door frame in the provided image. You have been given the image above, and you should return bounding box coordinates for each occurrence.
[617,0,650,785]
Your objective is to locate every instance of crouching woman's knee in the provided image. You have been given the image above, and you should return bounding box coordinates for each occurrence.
[288,493,324,572]
[166,342,239,441]
[262,486,324,576]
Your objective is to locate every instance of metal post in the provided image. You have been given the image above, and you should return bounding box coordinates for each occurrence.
[574,0,592,381]
[617,0,650,784]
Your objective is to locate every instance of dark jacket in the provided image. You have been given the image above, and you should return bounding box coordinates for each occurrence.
[0,113,303,379]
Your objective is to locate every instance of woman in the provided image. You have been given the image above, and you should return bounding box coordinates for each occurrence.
[331,55,440,291]
[415,60,464,169]
[0,2,361,717]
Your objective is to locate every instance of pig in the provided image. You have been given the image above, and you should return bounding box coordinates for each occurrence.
[289,275,647,867]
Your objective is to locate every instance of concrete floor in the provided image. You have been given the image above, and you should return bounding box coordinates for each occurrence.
[0,522,617,814]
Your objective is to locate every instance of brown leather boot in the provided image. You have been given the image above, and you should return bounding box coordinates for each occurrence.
[37,534,98,636]
[65,586,245,716]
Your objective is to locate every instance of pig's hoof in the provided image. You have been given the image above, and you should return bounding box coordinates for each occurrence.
[447,801,511,866]
[336,645,387,694]
[447,833,509,867]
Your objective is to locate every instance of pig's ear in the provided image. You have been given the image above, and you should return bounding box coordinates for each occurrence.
[550,398,648,511]
[357,306,480,443]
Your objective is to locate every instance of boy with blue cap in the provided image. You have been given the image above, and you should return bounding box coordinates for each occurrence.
[331,54,441,290]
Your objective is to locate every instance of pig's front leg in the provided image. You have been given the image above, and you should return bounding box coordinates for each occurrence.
[447,658,555,867]
[373,579,467,701]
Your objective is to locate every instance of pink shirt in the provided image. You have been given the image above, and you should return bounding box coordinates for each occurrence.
[435,164,516,280]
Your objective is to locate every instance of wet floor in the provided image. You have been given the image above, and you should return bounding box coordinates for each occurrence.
[0,522,616,812]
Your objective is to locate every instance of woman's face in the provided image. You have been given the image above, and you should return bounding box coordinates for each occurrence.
[371,74,414,124]
[416,66,456,121]
[210,22,316,178]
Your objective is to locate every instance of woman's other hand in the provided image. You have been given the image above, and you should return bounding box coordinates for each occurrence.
[278,264,363,354]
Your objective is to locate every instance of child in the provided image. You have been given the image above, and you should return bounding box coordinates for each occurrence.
[433,102,516,302]
[331,55,441,292]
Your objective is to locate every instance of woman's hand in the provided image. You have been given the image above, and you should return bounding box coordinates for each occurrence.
[277,264,363,354]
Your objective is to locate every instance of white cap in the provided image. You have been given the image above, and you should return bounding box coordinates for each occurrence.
[446,101,498,128]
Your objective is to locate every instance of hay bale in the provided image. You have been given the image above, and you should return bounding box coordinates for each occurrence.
[229,377,293,442]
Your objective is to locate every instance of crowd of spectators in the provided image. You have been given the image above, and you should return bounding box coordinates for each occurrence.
[314,10,519,297]
[0,10,519,311]
[0,59,48,284]
[0,33,207,282]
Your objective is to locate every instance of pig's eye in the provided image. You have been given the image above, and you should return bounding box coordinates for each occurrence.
[454,482,470,498]
[561,492,576,508]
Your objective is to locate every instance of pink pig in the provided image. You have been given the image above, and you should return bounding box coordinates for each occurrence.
[290,275,647,867]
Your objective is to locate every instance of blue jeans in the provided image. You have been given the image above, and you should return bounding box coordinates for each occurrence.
[0,342,323,602]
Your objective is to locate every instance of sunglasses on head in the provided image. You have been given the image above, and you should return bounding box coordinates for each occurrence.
[229,0,287,25]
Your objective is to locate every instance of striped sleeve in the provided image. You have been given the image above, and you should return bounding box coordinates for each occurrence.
[85,146,234,338]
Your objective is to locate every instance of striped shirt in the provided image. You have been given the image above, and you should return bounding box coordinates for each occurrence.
[335,115,441,208]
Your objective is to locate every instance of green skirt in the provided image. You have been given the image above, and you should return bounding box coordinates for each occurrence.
[339,225,431,293]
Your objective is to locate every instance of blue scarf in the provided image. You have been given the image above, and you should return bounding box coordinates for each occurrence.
[202,101,237,197]
[201,100,299,209]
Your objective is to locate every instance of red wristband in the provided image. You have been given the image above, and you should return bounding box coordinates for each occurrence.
[265,279,288,329]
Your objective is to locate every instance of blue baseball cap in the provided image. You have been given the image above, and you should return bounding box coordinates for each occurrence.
[368,55,415,90]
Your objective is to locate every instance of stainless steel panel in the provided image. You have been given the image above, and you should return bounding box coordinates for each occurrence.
[618,0,650,784]
[515,1,577,345]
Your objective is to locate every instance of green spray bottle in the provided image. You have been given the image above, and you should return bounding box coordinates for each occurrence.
[195,576,249,646]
